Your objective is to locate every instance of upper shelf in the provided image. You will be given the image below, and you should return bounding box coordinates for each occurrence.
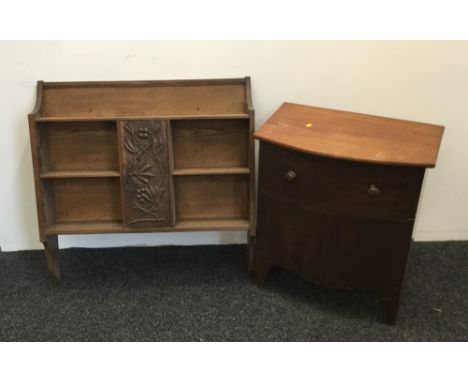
[172,167,250,176]
[255,102,444,168]
[35,114,249,122]
[30,78,254,120]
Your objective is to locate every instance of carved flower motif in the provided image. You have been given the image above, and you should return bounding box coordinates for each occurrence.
[138,127,149,139]
[136,187,146,202]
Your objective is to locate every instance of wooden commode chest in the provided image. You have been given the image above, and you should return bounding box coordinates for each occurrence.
[253,103,444,323]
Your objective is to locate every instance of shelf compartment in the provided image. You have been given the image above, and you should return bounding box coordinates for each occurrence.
[172,167,249,176]
[172,119,249,169]
[38,121,119,172]
[43,178,122,226]
[174,174,249,221]
[41,170,120,179]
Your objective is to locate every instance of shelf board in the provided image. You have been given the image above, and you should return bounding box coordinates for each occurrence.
[46,218,250,235]
[172,167,250,176]
[40,170,120,179]
[46,220,122,235]
[175,218,250,231]
[35,114,249,123]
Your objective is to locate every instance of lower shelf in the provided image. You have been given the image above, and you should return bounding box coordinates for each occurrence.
[45,218,250,235]
[40,170,120,179]
[46,220,123,235]
[175,218,250,231]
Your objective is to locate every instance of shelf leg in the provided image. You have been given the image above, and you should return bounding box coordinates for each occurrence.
[42,235,61,281]
[247,234,255,274]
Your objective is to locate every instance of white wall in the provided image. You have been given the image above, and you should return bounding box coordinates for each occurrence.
[1,41,467,251]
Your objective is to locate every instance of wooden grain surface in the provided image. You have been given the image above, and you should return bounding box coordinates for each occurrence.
[42,83,246,118]
[174,175,249,220]
[45,218,250,235]
[254,140,426,324]
[40,170,120,179]
[172,167,249,176]
[39,121,118,172]
[258,142,424,222]
[172,119,249,169]
[29,78,255,249]
[254,103,444,167]
[50,178,122,223]
[119,120,173,228]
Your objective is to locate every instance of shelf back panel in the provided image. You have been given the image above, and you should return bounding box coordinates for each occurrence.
[174,175,249,220]
[48,178,122,224]
[41,83,246,118]
[172,119,249,169]
[39,121,119,172]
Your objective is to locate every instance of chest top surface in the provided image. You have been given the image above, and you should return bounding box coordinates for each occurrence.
[254,103,444,167]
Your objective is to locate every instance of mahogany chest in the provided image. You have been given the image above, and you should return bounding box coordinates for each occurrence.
[254,103,444,323]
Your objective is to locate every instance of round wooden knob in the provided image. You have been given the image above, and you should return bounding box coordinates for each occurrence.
[367,184,380,197]
[285,170,296,182]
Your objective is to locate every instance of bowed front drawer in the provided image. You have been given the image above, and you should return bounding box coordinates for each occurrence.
[258,142,424,222]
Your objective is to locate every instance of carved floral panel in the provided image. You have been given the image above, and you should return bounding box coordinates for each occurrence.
[120,120,172,227]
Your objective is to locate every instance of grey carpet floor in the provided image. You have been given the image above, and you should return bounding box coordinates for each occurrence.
[0,242,467,341]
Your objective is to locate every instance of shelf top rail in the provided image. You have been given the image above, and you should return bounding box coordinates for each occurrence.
[29,77,254,121]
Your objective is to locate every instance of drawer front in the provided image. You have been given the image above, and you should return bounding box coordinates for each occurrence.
[258,142,425,221]
[120,120,173,228]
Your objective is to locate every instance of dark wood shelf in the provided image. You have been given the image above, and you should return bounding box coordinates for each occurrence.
[40,170,120,179]
[172,167,250,176]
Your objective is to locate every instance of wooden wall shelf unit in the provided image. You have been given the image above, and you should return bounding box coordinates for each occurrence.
[29,78,255,280]
[254,103,444,324]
